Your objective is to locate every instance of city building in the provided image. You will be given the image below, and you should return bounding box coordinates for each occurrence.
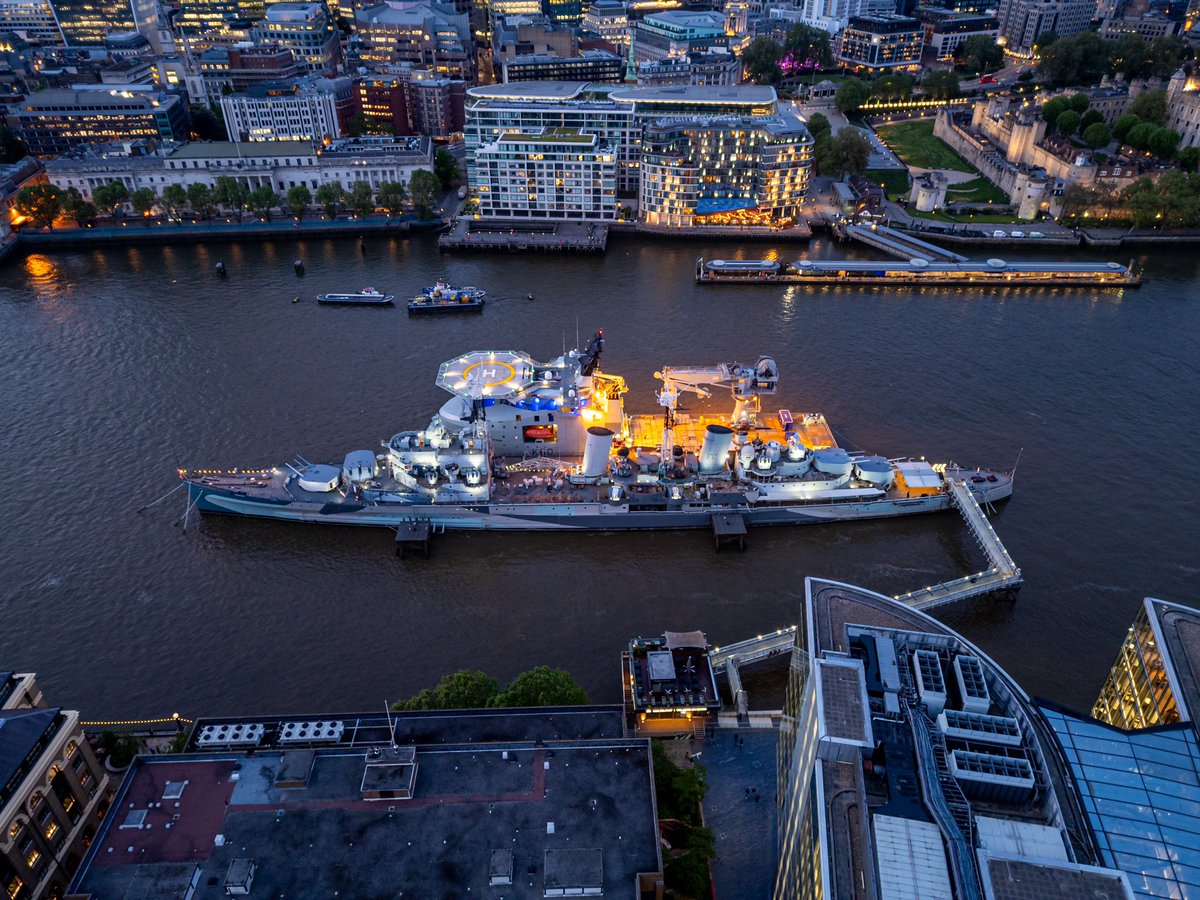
[631,9,727,65]
[783,0,892,37]
[0,671,112,900]
[46,135,433,197]
[774,578,1137,900]
[639,111,812,227]
[49,0,154,45]
[581,0,630,52]
[252,1,341,74]
[405,68,465,136]
[354,73,412,133]
[219,75,353,141]
[174,0,263,36]
[68,707,663,900]
[1099,11,1180,38]
[1165,67,1200,148]
[837,13,924,70]
[10,86,189,155]
[636,49,741,85]
[500,48,624,82]
[471,126,617,219]
[464,80,779,191]
[355,0,475,81]
[543,0,580,27]
[916,8,1000,59]
[0,0,64,45]
[98,55,155,84]
[622,631,722,736]
[997,0,1097,55]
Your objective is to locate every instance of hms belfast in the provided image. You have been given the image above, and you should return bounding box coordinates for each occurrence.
[180,332,1013,531]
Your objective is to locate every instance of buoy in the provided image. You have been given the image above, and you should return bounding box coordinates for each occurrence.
[291,296,300,304]
[527,293,534,301]
[215,261,227,278]
[294,259,305,275]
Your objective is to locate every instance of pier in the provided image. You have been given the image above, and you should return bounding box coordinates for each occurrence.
[893,478,1022,610]
[438,219,607,254]
[696,256,1140,288]
[842,223,968,262]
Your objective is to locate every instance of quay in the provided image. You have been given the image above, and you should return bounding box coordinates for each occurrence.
[438,218,607,254]
[696,255,1140,288]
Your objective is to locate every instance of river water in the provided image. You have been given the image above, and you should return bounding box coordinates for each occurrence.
[1,233,1196,719]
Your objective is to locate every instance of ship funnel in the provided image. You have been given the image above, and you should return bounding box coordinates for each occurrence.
[581,426,615,479]
[699,424,734,476]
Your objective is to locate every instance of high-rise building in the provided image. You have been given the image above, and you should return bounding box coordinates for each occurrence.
[174,0,262,36]
[253,1,341,73]
[220,75,353,141]
[0,671,113,900]
[11,86,190,154]
[837,13,924,70]
[639,111,812,227]
[542,0,580,26]
[581,0,629,52]
[997,0,1096,54]
[354,74,413,133]
[0,0,65,45]
[49,0,151,45]
[356,0,476,80]
[632,10,726,64]
[472,127,617,219]
[500,49,624,83]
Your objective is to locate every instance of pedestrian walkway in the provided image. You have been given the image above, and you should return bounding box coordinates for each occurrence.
[702,728,779,900]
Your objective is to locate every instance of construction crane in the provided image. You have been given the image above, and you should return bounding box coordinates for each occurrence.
[654,357,779,468]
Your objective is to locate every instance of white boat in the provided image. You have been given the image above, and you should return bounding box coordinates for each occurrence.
[316,288,395,305]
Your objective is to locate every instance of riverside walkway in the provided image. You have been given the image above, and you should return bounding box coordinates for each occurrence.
[842,223,968,262]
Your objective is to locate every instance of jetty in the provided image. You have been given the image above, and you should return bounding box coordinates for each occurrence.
[842,223,968,262]
[439,219,607,254]
[696,255,1139,288]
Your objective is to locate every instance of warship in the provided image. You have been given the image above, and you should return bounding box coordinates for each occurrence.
[180,332,1013,531]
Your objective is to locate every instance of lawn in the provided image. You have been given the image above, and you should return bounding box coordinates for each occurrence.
[875,120,977,173]
[946,176,1009,204]
[908,209,1026,224]
[866,168,911,200]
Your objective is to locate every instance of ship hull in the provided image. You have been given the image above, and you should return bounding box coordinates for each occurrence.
[187,477,1010,532]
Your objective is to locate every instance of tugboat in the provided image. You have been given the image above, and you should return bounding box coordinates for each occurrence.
[179,332,1015,533]
[408,281,485,315]
[316,287,394,305]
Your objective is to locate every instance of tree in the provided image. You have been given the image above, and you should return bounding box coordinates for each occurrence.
[187,182,214,219]
[408,169,440,218]
[740,36,783,84]
[1145,35,1188,78]
[1178,146,1200,172]
[1038,31,1110,86]
[1055,109,1081,135]
[286,184,312,217]
[315,181,343,218]
[1042,96,1072,127]
[346,180,375,218]
[1110,33,1150,80]
[1128,89,1167,126]
[1082,122,1112,149]
[1080,108,1104,131]
[870,74,914,102]
[922,70,960,100]
[161,184,188,216]
[956,34,1003,74]
[248,184,279,220]
[490,666,588,707]
[1068,92,1090,112]
[130,187,157,220]
[1147,127,1180,159]
[783,22,834,69]
[212,176,248,219]
[376,180,407,216]
[834,77,871,112]
[1033,30,1058,53]
[1113,113,1142,143]
[189,105,225,141]
[92,180,130,216]
[806,112,831,139]
[15,183,61,229]
[1060,182,1097,218]
[1126,121,1157,150]
[0,126,28,164]
[434,148,460,189]
[61,187,96,226]
[833,128,871,175]
[99,730,143,768]
[393,670,499,711]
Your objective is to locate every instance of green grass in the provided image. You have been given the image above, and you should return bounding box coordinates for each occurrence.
[946,176,1009,204]
[909,209,1025,224]
[875,120,977,173]
[866,168,911,200]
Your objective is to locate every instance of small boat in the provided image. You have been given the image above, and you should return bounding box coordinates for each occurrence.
[317,288,394,305]
[408,281,486,315]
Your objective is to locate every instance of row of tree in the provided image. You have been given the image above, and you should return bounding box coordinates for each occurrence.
[807,113,872,176]
[740,23,835,84]
[832,71,963,112]
[1036,31,1193,87]
[1062,170,1200,226]
[391,666,589,711]
[15,169,444,229]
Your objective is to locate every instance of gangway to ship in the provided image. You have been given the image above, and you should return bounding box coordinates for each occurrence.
[894,478,1022,611]
[710,627,798,722]
[843,224,969,263]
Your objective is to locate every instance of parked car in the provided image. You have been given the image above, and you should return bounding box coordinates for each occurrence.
[1010,230,1026,238]
[992,230,1008,238]
[1029,231,1044,238]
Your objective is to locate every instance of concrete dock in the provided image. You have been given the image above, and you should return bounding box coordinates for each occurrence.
[842,223,968,262]
[438,219,607,254]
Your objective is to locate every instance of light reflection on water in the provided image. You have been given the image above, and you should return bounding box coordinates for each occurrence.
[0,233,1196,718]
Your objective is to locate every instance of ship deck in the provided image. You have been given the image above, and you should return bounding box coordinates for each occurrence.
[626,412,837,453]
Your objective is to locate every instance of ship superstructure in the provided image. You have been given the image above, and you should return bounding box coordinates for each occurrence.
[181,332,1012,531]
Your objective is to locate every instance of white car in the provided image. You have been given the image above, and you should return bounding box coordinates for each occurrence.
[1010,230,1026,238]
[992,230,1008,238]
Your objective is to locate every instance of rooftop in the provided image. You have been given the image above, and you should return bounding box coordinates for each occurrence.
[74,711,660,900]
[168,140,316,159]
[0,706,60,791]
[1147,598,1200,719]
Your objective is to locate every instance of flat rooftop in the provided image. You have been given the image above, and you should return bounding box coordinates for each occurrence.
[611,84,777,105]
[978,853,1133,900]
[74,717,660,899]
[168,141,315,159]
[468,81,590,101]
[1148,598,1200,719]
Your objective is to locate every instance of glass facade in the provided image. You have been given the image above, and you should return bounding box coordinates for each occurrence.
[51,0,135,45]
[1093,603,1182,731]
[1042,705,1200,899]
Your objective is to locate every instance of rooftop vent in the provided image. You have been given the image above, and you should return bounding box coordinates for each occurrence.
[949,750,1035,802]
[953,656,991,714]
[279,720,345,744]
[912,650,947,716]
[223,858,256,896]
[937,710,1022,747]
[196,722,264,748]
[490,849,514,886]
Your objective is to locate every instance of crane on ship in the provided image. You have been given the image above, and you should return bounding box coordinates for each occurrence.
[654,357,780,472]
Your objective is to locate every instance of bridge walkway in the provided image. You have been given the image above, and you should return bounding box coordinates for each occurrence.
[843,224,969,262]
